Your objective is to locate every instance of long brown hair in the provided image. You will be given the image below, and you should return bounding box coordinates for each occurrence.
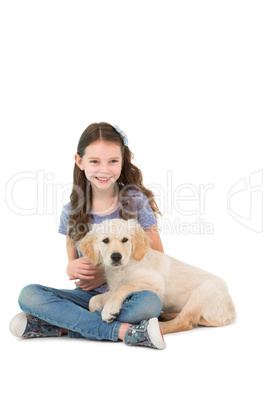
[68,122,161,241]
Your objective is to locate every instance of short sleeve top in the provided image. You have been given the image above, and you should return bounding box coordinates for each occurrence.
[58,189,157,239]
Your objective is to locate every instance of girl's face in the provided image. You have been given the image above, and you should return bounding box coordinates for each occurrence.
[75,140,123,191]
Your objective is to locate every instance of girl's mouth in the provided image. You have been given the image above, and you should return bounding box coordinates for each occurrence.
[95,177,111,183]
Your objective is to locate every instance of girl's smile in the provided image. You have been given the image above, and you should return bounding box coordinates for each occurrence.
[96,177,111,181]
[95,176,112,184]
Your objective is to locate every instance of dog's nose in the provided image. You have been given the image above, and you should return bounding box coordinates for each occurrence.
[111,253,122,263]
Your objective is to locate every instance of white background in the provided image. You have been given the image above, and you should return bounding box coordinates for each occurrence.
[1,1,267,401]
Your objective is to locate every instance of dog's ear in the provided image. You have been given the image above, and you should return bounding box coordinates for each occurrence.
[78,231,100,266]
[131,223,151,261]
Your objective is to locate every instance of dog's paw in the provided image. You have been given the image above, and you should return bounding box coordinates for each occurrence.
[89,295,104,312]
[101,301,122,323]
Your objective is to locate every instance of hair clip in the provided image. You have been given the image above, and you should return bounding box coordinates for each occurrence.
[114,125,129,146]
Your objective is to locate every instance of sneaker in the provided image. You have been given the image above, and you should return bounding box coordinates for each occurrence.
[9,312,62,339]
[124,317,166,349]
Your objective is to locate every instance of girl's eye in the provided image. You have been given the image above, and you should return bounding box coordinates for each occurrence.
[103,238,109,244]
[90,160,99,164]
[110,160,119,164]
[122,237,128,243]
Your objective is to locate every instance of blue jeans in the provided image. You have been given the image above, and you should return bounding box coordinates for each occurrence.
[18,284,162,342]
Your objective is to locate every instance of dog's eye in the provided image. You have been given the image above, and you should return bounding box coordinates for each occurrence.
[122,237,128,243]
[103,238,109,244]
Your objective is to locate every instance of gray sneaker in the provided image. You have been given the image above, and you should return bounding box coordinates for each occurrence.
[124,317,166,349]
[9,312,62,338]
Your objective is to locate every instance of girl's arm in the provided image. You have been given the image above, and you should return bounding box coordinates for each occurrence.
[66,236,95,280]
[66,236,106,290]
[144,225,164,253]
[66,236,79,262]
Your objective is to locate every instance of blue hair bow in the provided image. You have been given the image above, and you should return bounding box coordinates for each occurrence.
[114,125,129,146]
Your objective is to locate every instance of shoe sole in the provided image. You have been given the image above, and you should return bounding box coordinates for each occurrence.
[147,317,166,349]
[9,312,28,338]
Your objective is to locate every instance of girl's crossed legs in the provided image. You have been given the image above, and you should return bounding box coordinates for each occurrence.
[11,284,165,348]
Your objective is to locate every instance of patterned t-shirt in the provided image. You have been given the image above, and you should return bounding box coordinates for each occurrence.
[58,190,157,293]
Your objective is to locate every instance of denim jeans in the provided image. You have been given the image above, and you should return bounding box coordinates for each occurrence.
[18,284,162,342]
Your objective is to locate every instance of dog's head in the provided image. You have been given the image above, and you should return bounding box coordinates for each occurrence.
[79,219,151,268]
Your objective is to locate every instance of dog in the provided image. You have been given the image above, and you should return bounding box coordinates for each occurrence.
[79,218,236,335]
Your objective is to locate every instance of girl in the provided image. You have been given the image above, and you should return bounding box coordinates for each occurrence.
[9,122,166,349]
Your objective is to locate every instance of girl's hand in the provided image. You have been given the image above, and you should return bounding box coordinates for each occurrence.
[66,257,98,280]
[74,266,106,291]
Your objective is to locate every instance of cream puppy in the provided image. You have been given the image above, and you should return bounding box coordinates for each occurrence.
[79,219,236,334]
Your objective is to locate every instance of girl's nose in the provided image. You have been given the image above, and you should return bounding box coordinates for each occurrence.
[100,164,112,172]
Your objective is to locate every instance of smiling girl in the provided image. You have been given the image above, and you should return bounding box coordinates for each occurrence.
[9,122,166,349]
